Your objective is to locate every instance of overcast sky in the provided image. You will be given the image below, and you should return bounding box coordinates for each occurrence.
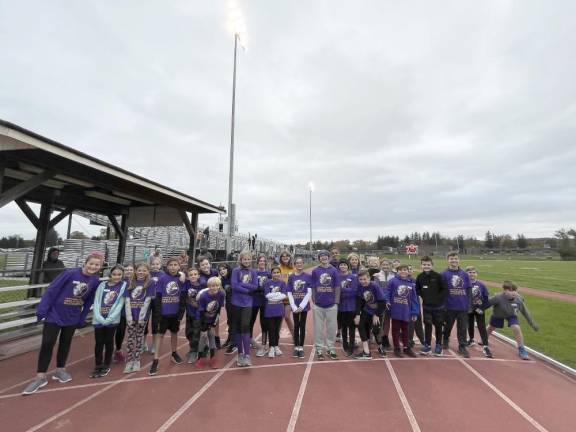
[1,0,575,243]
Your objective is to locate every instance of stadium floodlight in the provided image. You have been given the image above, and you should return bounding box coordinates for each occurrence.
[226,1,247,256]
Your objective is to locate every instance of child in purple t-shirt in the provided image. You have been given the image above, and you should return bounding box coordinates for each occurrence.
[287,256,312,359]
[264,267,287,358]
[123,263,156,374]
[336,259,358,357]
[466,266,492,358]
[184,267,202,364]
[195,277,225,369]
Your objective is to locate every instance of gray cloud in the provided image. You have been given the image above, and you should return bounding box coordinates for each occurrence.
[1,0,575,243]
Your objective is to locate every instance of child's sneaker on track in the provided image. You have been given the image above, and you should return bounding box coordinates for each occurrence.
[403,347,417,358]
[458,346,470,358]
[434,344,443,357]
[519,346,530,360]
[171,352,183,364]
[315,350,324,361]
[483,346,493,358]
[149,360,159,376]
[420,344,432,355]
[53,369,72,383]
[22,377,48,395]
[394,348,404,358]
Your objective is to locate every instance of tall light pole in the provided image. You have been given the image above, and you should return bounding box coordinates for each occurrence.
[308,182,314,256]
[226,2,246,256]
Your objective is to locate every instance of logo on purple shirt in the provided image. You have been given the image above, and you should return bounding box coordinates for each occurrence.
[72,281,89,297]
[166,281,179,295]
[319,273,332,286]
[103,291,117,306]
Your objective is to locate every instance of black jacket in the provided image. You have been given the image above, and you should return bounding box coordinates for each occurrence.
[416,270,446,308]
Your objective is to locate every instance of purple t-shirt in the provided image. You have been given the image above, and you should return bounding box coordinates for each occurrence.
[288,272,312,311]
[470,280,489,308]
[338,273,358,312]
[254,270,271,307]
[357,281,384,316]
[442,268,471,311]
[184,281,202,319]
[125,281,155,323]
[311,265,339,308]
[199,269,218,288]
[93,280,125,327]
[150,270,164,291]
[157,273,184,316]
[231,267,258,308]
[36,268,100,326]
[198,290,225,325]
[264,279,287,318]
[385,276,420,322]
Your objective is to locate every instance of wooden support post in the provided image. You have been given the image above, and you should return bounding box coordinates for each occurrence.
[30,200,53,291]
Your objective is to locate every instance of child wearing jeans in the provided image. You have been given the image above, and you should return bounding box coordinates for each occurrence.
[311,250,341,361]
[466,266,492,358]
[287,256,312,359]
[264,267,288,358]
[123,263,155,374]
[90,265,127,378]
[195,277,225,369]
[485,281,539,360]
[385,265,419,358]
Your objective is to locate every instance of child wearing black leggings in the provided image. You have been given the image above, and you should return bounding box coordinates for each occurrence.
[287,257,312,359]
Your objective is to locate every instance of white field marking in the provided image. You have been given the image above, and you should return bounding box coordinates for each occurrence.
[154,332,262,432]
[0,353,94,395]
[24,340,191,432]
[0,351,532,401]
[286,349,315,432]
[449,349,550,432]
[385,359,421,432]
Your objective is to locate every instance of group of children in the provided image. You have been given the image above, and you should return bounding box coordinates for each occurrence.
[22,249,539,396]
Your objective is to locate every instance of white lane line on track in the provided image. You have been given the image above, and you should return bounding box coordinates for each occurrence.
[286,349,315,432]
[24,340,191,432]
[385,359,422,432]
[450,349,549,432]
[155,332,262,432]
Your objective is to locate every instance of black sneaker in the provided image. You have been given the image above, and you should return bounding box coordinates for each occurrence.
[458,346,470,358]
[89,368,101,378]
[215,337,221,350]
[99,366,111,377]
[298,349,305,359]
[355,351,372,360]
[377,344,387,357]
[293,348,299,358]
[329,351,338,360]
[403,347,417,358]
[345,349,354,357]
[394,348,404,358]
[149,360,159,376]
[171,352,183,364]
[467,338,476,347]
[315,350,324,361]
[483,346,494,358]
[225,345,237,355]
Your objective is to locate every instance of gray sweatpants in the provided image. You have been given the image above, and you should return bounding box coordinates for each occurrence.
[313,304,338,352]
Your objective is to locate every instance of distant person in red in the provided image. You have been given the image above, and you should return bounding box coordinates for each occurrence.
[41,247,65,283]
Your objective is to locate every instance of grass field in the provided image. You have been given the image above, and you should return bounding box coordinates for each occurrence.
[484,287,576,369]
[380,255,576,295]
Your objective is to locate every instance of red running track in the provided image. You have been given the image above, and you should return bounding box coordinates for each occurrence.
[1,314,575,432]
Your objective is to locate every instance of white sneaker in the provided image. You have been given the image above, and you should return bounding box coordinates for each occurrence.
[123,361,134,374]
[268,348,275,358]
[256,346,269,357]
[274,346,282,356]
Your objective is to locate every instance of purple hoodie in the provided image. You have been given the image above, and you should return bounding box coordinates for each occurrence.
[36,268,100,326]
[442,268,471,311]
[470,280,489,308]
[231,267,258,308]
[254,270,271,307]
[125,281,155,323]
[357,281,385,316]
[156,273,186,317]
[385,276,420,322]
[287,272,312,311]
[198,289,225,326]
[311,265,339,308]
[264,279,287,318]
[337,273,358,312]
[184,281,202,319]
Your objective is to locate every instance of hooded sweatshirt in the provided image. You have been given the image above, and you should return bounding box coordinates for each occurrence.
[41,247,66,283]
[231,267,258,308]
[416,270,447,309]
[36,268,100,326]
[441,268,471,311]
[92,280,126,327]
[487,293,538,330]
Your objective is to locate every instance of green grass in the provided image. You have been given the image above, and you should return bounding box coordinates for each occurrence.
[377,255,576,295]
[485,287,576,369]
[0,279,27,304]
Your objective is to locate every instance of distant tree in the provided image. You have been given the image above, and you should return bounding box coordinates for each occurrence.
[0,235,25,248]
[556,228,576,260]
[46,228,60,247]
[517,234,528,249]
[70,231,88,240]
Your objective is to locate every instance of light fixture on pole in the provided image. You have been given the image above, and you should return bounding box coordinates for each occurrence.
[226,1,247,256]
[308,181,314,256]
